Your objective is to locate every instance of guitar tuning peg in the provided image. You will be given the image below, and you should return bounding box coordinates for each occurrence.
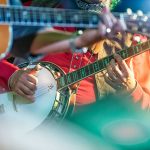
[126,8,132,15]
[132,14,137,20]
[77,30,83,35]
[143,16,148,22]
[137,10,143,16]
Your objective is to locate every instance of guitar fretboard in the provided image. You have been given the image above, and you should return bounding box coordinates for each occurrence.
[0,5,99,28]
[58,40,150,90]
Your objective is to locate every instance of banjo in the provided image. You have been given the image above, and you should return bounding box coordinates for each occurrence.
[0,61,76,135]
[0,38,150,134]
[0,0,150,59]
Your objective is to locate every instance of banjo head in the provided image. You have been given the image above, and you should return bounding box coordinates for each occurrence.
[2,62,71,134]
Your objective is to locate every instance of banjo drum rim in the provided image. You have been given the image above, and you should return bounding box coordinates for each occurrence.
[17,61,73,123]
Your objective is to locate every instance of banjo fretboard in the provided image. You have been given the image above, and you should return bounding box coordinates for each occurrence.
[58,39,150,90]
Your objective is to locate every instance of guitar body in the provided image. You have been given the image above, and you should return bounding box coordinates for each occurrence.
[0,62,75,134]
[0,0,12,59]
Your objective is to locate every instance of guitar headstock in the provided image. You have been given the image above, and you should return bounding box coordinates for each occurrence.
[114,9,150,37]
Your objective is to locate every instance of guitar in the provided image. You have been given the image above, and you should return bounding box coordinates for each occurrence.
[0,0,150,59]
[0,38,150,135]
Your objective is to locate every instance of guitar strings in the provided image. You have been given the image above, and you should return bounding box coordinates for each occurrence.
[1,5,149,26]
[0,6,100,25]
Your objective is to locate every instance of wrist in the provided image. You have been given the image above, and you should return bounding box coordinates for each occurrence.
[126,77,137,91]
[126,80,137,94]
[8,70,18,90]
[74,36,83,49]
[8,70,25,90]
[69,38,88,53]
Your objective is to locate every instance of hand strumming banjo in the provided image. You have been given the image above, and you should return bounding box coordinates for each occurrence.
[0,0,150,59]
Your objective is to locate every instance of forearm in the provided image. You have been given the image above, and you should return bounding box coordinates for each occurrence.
[31,28,105,55]
[31,37,73,54]
[29,28,73,54]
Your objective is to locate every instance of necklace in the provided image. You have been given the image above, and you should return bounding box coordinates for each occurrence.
[75,0,105,12]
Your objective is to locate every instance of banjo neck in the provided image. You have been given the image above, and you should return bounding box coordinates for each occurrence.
[57,39,150,90]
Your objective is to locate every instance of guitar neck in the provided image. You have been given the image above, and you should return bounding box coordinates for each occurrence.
[0,5,99,28]
[1,5,150,36]
[58,39,150,90]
